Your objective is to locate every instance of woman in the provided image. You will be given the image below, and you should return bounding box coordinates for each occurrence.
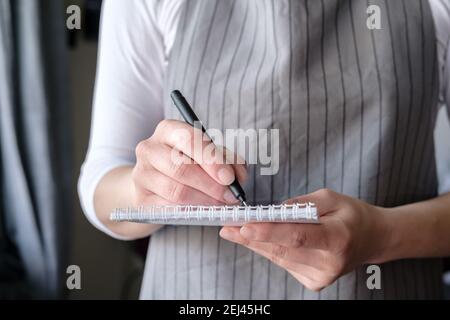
[79,0,450,299]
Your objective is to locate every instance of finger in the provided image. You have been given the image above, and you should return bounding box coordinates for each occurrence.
[216,147,248,186]
[155,120,236,186]
[238,223,330,250]
[125,192,169,235]
[222,146,247,166]
[134,190,174,206]
[220,227,328,269]
[154,120,249,190]
[221,147,248,183]
[233,163,248,184]
[143,142,239,204]
[249,246,329,287]
[135,167,225,205]
[220,227,327,288]
[283,188,341,216]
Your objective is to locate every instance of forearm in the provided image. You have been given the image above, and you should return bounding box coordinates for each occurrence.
[376,192,450,263]
[94,166,162,239]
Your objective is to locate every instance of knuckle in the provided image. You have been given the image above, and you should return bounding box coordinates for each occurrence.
[241,238,251,247]
[135,140,148,158]
[270,245,288,263]
[170,160,189,180]
[155,119,171,134]
[179,127,194,142]
[316,188,333,198]
[291,230,308,248]
[168,182,188,203]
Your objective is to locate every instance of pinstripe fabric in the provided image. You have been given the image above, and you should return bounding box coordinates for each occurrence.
[140,0,443,300]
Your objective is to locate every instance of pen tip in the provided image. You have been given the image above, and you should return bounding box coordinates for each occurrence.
[242,201,248,206]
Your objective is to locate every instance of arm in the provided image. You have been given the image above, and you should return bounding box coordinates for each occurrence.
[382,194,450,261]
[79,1,247,240]
[381,4,449,261]
[78,0,166,239]
[94,120,248,239]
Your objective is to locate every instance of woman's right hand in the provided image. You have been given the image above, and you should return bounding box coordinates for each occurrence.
[131,119,248,207]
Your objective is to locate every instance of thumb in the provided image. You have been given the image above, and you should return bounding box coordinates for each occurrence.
[283,188,341,216]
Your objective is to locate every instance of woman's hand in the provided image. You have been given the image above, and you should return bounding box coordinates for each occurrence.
[94,119,247,239]
[132,119,247,206]
[219,189,392,291]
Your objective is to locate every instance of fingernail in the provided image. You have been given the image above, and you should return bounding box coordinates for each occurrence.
[240,226,255,239]
[223,190,239,204]
[217,168,235,185]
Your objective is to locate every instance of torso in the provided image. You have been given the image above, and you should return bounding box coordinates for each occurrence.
[140,0,445,299]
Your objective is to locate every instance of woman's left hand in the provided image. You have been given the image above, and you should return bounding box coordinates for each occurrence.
[219,188,392,291]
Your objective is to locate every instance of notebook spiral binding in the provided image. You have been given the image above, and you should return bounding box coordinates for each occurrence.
[110,203,319,226]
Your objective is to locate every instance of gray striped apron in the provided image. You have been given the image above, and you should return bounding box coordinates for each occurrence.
[140,0,443,299]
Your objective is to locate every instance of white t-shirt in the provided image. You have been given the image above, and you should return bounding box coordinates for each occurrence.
[78,0,450,239]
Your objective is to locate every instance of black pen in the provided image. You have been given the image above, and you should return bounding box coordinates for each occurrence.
[170,90,248,206]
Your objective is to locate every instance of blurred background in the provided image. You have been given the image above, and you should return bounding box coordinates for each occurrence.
[66,0,146,299]
[0,0,144,299]
[0,0,450,300]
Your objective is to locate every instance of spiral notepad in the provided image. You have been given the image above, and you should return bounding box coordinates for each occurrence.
[110,203,319,226]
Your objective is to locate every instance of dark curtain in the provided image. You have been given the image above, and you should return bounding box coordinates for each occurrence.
[0,127,29,299]
[84,0,102,40]
[0,0,72,299]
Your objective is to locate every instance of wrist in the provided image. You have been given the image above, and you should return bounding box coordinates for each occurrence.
[370,204,429,263]
[365,194,450,264]
[367,206,398,264]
